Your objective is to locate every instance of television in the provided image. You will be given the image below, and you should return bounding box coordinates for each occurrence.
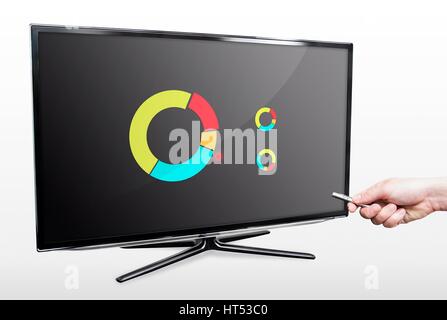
[31,25,352,281]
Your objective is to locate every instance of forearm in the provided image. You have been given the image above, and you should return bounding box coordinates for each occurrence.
[426,177,447,212]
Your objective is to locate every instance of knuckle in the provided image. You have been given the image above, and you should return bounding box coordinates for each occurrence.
[371,204,382,212]
[361,208,373,219]
[384,221,397,228]
[374,212,386,224]
[360,211,369,219]
[387,203,397,212]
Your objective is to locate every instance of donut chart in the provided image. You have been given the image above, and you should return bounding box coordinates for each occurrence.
[129,90,219,182]
[255,106,277,131]
[256,148,277,172]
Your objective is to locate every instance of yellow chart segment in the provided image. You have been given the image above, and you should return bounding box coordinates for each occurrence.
[129,90,191,174]
[200,130,218,150]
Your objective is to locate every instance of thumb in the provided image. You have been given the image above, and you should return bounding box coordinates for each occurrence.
[352,182,387,205]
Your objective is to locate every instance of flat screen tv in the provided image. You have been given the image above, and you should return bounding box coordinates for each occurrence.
[31,25,352,279]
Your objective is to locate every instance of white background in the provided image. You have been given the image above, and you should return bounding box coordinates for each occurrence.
[1,0,447,299]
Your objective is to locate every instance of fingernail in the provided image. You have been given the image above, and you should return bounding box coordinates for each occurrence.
[352,194,361,202]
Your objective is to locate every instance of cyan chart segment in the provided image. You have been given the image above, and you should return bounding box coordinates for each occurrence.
[150,146,213,182]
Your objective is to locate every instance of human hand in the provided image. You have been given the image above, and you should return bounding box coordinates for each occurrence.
[347,177,447,228]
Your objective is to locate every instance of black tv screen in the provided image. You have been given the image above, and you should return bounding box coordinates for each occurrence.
[31,25,352,250]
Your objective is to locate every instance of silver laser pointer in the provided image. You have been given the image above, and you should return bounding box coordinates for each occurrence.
[332,192,370,208]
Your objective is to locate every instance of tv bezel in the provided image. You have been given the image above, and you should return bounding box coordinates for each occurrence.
[31,24,353,251]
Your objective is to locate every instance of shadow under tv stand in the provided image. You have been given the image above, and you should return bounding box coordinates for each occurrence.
[116,230,315,283]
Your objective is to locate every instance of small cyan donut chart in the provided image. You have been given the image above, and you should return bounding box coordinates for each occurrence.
[129,90,219,182]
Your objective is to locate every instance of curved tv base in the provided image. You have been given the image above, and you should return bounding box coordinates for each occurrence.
[116,230,315,283]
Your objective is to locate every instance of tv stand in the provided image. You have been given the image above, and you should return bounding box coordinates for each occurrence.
[116,230,315,283]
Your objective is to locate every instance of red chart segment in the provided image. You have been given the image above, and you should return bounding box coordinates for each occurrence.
[188,92,219,130]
